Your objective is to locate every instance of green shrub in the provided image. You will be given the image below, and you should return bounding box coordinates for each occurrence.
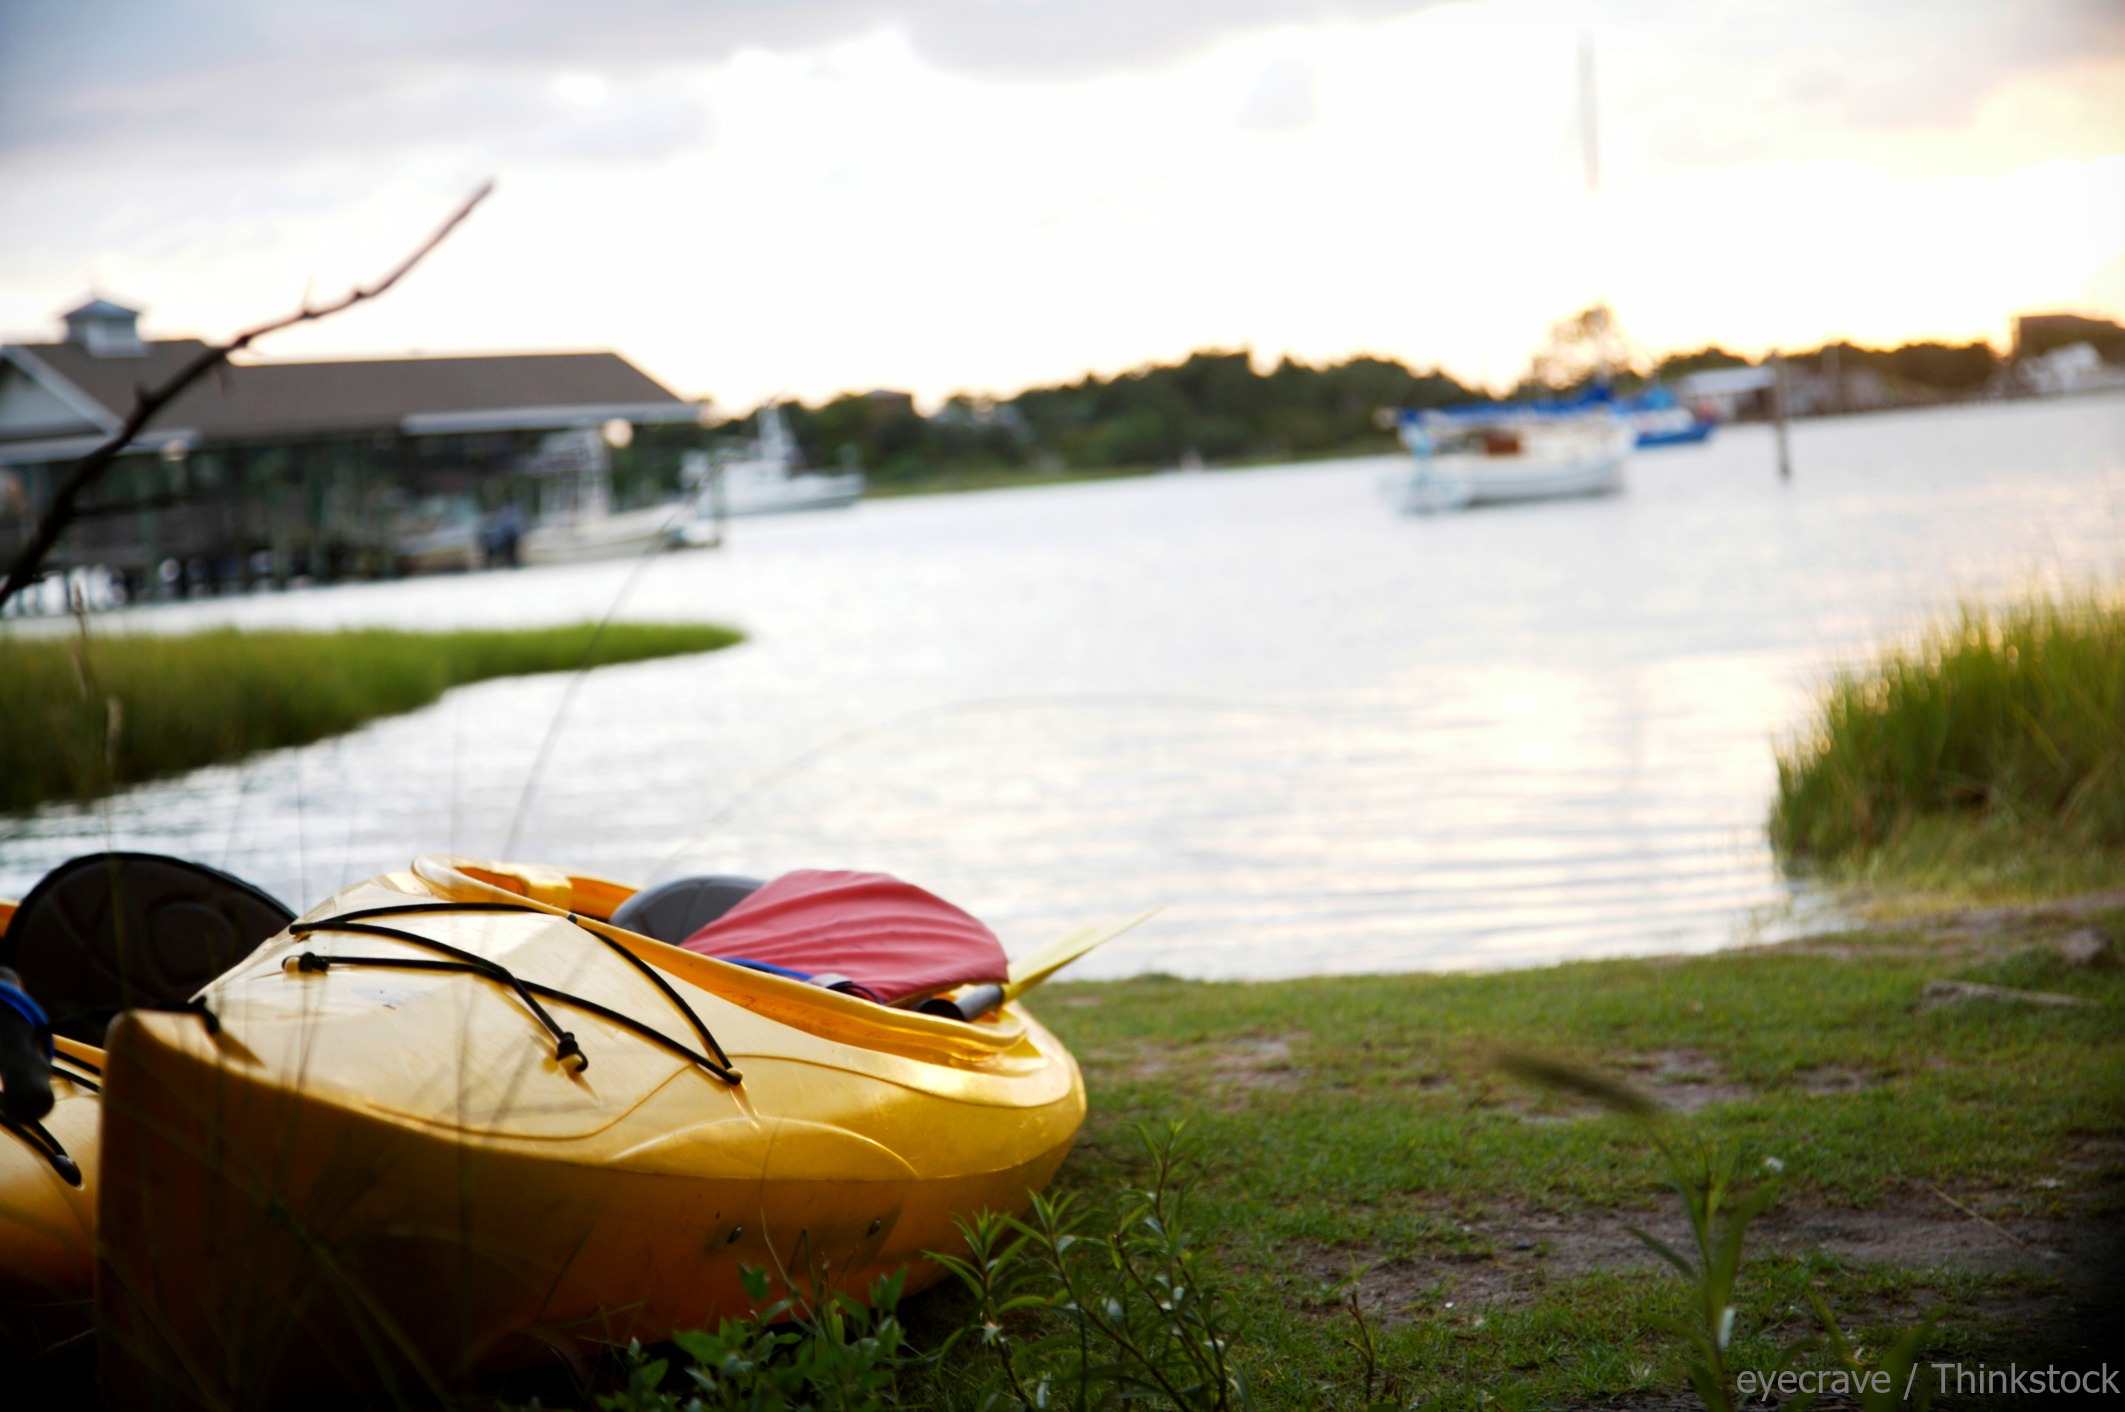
[599,1266,909,1412]
[934,1124,1257,1412]
[0,621,741,814]
[1771,590,2125,878]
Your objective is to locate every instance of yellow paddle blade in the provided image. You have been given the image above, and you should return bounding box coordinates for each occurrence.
[1003,908,1160,1002]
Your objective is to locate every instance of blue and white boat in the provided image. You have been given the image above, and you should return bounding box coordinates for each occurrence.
[1620,385,1716,448]
[1389,392,1633,513]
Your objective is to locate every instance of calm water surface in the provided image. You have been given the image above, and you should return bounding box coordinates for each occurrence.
[5,395,2123,979]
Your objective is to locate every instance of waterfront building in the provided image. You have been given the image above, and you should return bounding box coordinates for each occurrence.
[0,298,701,597]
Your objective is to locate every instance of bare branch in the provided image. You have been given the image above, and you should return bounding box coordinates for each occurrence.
[1,180,495,611]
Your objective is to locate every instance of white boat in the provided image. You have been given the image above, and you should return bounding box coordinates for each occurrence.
[679,403,863,543]
[521,503,685,566]
[1390,400,1633,513]
[390,494,483,573]
[517,428,686,566]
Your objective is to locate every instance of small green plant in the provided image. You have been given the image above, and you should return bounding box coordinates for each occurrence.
[1781,1291,1937,1412]
[1495,1050,1945,1412]
[597,1264,909,1412]
[1623,1141,1782,1412]
[1328,1262,1406,1412]
[1495,1050,1777,1412]
[932,1123,1254,1411]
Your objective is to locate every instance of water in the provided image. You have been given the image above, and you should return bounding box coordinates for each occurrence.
[5,395,2122,980]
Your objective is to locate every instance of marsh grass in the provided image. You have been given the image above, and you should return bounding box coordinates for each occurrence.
[1771,590,2125,892]
[0,622,742,814]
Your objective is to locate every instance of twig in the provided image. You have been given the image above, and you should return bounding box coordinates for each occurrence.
[1928,1184,2032,1251]
[0,181,494,610]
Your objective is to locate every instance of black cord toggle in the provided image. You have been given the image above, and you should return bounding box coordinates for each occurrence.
[554,1032,586,1071]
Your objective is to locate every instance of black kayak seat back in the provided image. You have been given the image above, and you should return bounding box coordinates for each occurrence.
[0,853,294,1044]
[609,875,764,946]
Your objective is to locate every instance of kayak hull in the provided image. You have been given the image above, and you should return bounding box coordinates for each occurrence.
[101,1015,1073,1403]
[94,857,1086,1407]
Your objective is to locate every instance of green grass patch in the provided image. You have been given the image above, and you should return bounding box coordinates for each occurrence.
[951,914,2124,1409]
[0,621,742,814]
[1771,589,2125,897]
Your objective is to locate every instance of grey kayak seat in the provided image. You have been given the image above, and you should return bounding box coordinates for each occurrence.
[609,875,764,946]
[1,852,294,1045]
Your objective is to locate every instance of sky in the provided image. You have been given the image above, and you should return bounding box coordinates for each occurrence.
[1,0,2121,407]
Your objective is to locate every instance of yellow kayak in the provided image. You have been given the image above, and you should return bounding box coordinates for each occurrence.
[96,855,1113,1406]
[0,891,97,1354]
[2,852,292,1357]
[0,1030,101,1356]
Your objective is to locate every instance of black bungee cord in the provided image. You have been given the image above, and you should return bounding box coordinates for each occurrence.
[285,900,742,1084]
[0,899,744,1183]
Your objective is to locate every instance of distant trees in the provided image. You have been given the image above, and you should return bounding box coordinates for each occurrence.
[727,350,1474,486]
[1652,347,1750,380]
[1796,340,1999,393]
[701,320,2092,492]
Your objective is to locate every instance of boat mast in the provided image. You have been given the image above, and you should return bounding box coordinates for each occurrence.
[758,400,799,472]
[1579,33,1600,202]
[1578,31,1614,390]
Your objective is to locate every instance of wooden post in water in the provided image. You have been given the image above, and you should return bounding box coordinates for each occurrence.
[1770,351,1792,480]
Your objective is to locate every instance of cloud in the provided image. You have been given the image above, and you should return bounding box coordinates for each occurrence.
[1601,0,2125,168]
[1234,58,1319,133]
[0,1,1442,167]
[3,1,2117,176]
[0,12,720,171]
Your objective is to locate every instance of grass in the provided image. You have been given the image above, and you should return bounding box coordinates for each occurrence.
[928,909,2123,1409]
[0,621,743,815]
[1771,589,2125,897]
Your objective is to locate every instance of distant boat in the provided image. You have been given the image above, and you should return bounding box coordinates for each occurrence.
[521,503,685,566]
[1621,385,1717,448]
[1389,394,1633,513]
[390,494,484,573]
[518,428,685,567]
[680,403,863,542]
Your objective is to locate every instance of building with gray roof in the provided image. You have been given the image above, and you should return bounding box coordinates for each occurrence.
[1,299,705,597]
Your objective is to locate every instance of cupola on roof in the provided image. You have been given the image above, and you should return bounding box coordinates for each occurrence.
[65,297,141,322]
[61,296,145,357]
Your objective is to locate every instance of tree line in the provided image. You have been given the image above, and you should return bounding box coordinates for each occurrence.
[711,352,1475,488]
[712,317,2116,488]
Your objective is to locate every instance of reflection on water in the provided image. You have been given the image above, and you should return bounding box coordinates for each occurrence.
[4,395,2122,979]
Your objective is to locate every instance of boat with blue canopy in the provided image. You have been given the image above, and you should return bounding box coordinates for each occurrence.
[1387,388,1633,513]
